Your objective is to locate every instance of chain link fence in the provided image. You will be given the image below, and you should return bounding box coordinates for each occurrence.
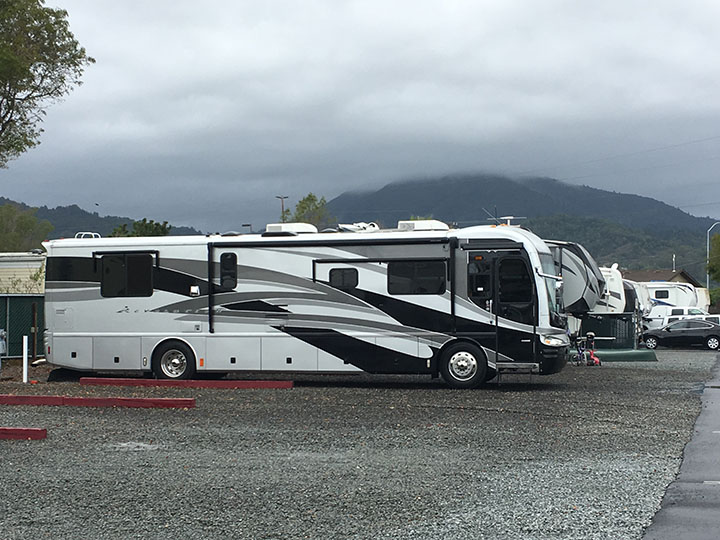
[0,295,44,359]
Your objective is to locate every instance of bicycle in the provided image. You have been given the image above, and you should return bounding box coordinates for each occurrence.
[571,332,601,366]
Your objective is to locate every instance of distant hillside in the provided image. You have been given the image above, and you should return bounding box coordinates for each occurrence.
[0,197,202,238]
[327,174,715,234]
[327,174,712,280]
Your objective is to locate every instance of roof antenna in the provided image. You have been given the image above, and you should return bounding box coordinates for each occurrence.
[482,207,501,225]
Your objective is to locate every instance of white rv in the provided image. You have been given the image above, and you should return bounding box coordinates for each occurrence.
[595,265,626,313]
[42,222,569,389]
[644,281,699,308]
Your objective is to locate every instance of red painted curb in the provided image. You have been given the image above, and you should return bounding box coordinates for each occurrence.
[79,377,294,389]
[0,427,47,440]
[0,394,195,409]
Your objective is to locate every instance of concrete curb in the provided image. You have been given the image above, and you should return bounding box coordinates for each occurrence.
[0,394,195,409]
[79,377,294,389]
[0,427,47,440]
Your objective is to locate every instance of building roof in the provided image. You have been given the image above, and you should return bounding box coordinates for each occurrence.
[621,268,703,288]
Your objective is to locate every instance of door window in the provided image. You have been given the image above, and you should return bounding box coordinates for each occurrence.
[468,257,492,304]
[497,257,534,324]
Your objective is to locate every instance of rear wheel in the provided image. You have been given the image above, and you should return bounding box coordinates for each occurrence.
[152,341,196,379]
[440,342,487,389]
[707,336,720,350]
[644,336,658,350]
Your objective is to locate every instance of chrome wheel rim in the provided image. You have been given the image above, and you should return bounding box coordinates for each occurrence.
[708,337,719,350]
[448,351,478,381]
[646,338,657,349]
[160,349,187,378]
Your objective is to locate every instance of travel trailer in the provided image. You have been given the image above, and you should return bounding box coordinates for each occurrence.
[644,281,698,309]
[42,221,569,389]
[595,264,626,313]
[623,280,652,316]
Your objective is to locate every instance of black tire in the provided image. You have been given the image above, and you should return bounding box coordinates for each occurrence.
[152,341,196,379]
[439,342,487,389]
[707,336,720,351]
[644,336,659,350]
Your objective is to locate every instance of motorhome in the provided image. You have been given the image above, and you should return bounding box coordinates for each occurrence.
[42,221,569,389]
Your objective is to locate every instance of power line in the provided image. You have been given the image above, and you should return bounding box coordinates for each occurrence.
[555,155,720,183]
[514,134,720,177]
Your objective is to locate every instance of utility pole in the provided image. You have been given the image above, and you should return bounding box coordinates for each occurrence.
[276,196,288,222]
[707,221,720,289]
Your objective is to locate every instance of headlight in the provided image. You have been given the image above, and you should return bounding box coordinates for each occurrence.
[540,334,568,347]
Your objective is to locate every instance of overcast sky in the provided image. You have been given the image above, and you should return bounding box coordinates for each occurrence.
[3,0,720,232]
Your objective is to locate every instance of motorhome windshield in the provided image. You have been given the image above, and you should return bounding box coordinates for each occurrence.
[539,253,563,324]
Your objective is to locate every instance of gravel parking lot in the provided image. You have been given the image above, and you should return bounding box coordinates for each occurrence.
[0,350,716,540]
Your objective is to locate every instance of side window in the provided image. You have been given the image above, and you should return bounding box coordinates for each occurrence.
[686,320,709,329]
[388,261,446,295]
[329,268,358,291]
[101,254,153,297]
[655,290,669,299]
[706,317,720,324]
[670,308,683,316]
[220,252,237,289]
[498,258,532,303]
[468,258,492,301]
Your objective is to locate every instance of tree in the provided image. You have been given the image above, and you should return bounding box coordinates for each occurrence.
[709,233,720,283]
[290,193,333,229]
[0,203,53,251]
[0,0,94,167]
[110,218,172,237]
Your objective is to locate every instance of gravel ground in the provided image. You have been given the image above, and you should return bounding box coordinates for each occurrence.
[0,350,716,540]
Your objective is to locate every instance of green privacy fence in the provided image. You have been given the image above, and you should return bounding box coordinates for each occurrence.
[0,295,44,358]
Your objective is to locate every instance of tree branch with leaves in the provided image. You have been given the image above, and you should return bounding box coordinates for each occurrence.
[0,0,94,167]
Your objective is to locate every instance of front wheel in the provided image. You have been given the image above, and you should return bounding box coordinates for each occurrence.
[644,336,658,350]
[707,336,720,350]
[439,342,487,389]
[152,341,196,379]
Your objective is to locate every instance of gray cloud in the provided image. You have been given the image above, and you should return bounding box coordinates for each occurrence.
[3,0,720,232]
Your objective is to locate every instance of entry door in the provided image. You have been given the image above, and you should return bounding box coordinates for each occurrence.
[467,251,536,363]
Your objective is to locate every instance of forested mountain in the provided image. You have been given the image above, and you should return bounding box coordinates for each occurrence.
[0,197,201,238]
[327,174,713,280]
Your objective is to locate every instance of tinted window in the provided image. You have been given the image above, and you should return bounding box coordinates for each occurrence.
[468,258,492,301]
[655,290,669,299]
[686,320,710,329]
[670,308,683,316]
[668,321,688,329]
[101,254,153,297]
[498,258,532,303]
[706,317,720,324]
[220,252,237,289]
[330,268,358,290]
[388,261,446,295]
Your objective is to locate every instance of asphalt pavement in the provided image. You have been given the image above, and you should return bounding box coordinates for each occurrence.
[643,352,720,540]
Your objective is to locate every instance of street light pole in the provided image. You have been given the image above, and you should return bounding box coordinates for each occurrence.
[707,221,720,289]
[276,195,288,222]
